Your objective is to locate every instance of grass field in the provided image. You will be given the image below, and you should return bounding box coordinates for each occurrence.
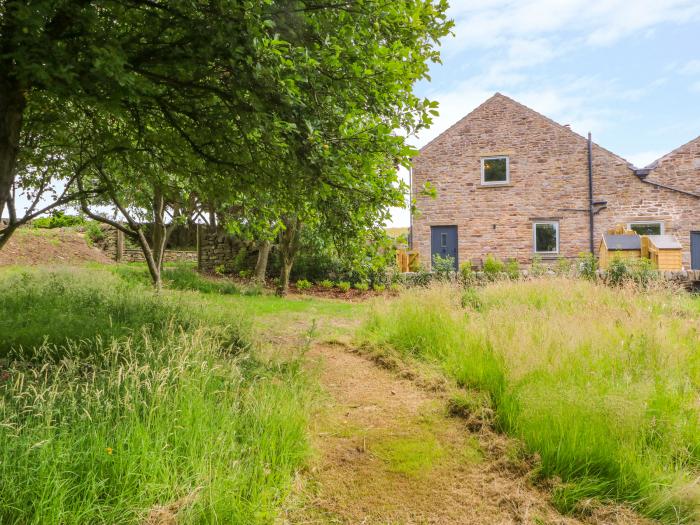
[362,280,700,523]
[7,260,700,524]
[0,267,322,524]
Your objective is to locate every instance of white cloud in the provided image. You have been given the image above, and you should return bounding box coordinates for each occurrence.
[445,0,700,53]
[680,60,700,75]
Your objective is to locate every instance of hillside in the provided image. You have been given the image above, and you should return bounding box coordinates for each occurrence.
[0,227,112,266]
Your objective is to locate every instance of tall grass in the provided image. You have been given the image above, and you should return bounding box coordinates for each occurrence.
[0,270,312,523]
[363,280,700,522]
[0,269,192,358]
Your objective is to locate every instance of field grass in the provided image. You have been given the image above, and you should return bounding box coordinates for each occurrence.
[0,268,315,524]
[362,279,700,522]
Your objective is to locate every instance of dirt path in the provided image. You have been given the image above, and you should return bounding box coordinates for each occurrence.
[285,342,650,525]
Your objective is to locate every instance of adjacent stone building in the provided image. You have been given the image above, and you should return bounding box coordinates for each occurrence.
[411,93,700,269]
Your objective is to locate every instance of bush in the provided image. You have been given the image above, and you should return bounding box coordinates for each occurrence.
[354,281,369,292]
[238,269,253,279]
[577,252,597,280]
[372,283,386,293]
[319,279,334,289]
[389,283,402,294]
[483,255,504,279]
[296,279,312,290]
[606,257,630,286]
[84,221,106,245]
[337,281,351,293]
[431,254,455,281]
[505,259,520,280]
[459,262,475,286]
[32,211,85,229]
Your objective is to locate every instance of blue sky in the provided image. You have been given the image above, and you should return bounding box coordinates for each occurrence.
[390,0,700,226]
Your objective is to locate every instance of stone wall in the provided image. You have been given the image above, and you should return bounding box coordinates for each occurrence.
[412,93,700,269]
[102,227,197,264]
[197,226,255,273]
[122,248,197,264]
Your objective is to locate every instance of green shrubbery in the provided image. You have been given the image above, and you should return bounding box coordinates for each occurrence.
[353,281,369,292]
[336,281,351,292]
[431,254,455,281]
[0,269,312,523]
[296,279,312,290]
[363,281,700,522]
[32,211,85,229]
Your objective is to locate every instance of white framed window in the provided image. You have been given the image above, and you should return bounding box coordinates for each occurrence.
[533,221,559,254]
[628,222,663,235]
[481,156,509,185]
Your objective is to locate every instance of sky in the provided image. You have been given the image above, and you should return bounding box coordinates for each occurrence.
[388,0,700,227]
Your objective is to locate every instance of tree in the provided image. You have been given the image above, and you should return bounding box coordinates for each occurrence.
[2,0,453,294]
[0,1,295,248]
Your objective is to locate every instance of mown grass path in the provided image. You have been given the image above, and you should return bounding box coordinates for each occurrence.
[284,340,652,525]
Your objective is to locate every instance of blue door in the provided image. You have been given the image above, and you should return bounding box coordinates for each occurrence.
[691,232,700,270]
[430,226,458,270]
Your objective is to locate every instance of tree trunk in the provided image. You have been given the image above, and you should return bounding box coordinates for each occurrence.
[152,188,167,272]
[0,81,26,241]
[277,215,301,296]
[136,228,163,292]
[254,240,271,282]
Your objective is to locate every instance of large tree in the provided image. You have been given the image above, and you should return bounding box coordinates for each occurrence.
[0,1,292,246]
[2,1,452,288]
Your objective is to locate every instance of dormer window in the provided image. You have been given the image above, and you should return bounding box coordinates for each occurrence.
[481,156,509,185]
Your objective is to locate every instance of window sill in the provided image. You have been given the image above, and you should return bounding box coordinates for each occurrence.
[477,183,512,189]
[533,253,560,260]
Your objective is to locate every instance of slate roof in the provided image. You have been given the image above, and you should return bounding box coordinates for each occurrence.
[603,234,641,250]
[646,235,682,249]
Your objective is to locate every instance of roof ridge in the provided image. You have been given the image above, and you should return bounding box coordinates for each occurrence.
[418,92,637,168]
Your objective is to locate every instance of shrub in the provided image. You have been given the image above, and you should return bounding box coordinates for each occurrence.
[319,279,334,289]
[459,262,476,286]
[505,259,520,280]
[372,283,386,293]
[32,211,85,229]
[630,257,657,288]
[354,281,369,292]
[431,254,455,281]
[337,281,351,292]
[238,269,253,279]
[577,252,597,280]
[606,257,630,286]
[389,283,402,294]
[296,279,312,290]
[411,267,433,287]
[84,221,105,245]
[483,255,504,279]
